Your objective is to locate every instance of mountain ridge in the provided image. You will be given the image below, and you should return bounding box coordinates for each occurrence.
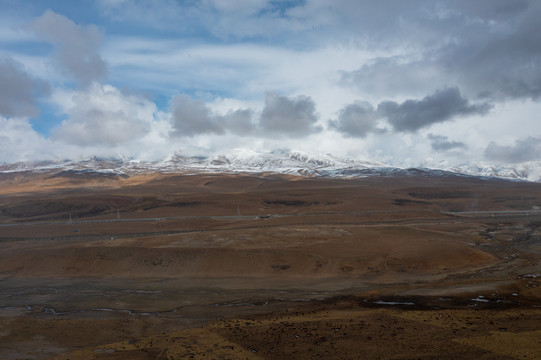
[0,149,539,182]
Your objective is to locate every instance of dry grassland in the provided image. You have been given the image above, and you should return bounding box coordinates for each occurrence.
[1,171,540,359]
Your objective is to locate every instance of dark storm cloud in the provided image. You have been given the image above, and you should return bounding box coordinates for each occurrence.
[329,101,379,138]
[484,137,541,163]
[427,134,467,152]
[217,109,255,136]
[329,88,488,137]
[259,93,321,137]
[438,0,541,100]
[170,92,324,138]
[378,88,491,132]
[170,95,258,137]
[32,10,107,85]
[340,1,541,101]
[449,0,529,20]
[170,94,224,137]
[0,57,49,118]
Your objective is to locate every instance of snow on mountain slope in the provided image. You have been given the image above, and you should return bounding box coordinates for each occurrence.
[0,150,540,182]
[445,162,541,183]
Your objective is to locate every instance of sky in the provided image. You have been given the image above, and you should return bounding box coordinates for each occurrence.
[0,0,540,167]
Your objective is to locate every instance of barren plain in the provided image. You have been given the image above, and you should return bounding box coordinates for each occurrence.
[1,170,541,359]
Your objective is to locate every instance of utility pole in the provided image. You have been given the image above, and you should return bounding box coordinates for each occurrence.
[237,205,241,217]
[117,209,120,220]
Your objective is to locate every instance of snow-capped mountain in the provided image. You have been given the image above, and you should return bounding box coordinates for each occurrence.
[135,149,389,176]
[1,149,540,182]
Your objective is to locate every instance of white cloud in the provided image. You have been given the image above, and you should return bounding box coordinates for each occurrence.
[51,83,157,147]
[0,117,50,162]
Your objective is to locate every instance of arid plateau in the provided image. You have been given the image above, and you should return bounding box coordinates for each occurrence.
[1,170,541,359]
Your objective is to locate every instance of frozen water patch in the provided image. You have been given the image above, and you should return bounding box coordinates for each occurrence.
[470,296,490,303]
[373,300,415,306]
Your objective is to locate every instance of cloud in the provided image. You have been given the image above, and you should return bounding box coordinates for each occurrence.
[340,58,443,99]
[0,117,49,162]
[484,137,541,163]
[0,57,49,118]
[447,0,529,20]
[217,109,255,136]
[96,0,190,31]
[427,134,467,152]
[51,83,155,146]
[169,92,323,139]
[202,0,268,16]
[259,93,321,137]
[329,101,379,138]
[378,88,492,132]
[1,1,540,168]
[336,1,541,103]
[96,0,328,40]
[170,94,225,137]
[436,1,541,101]
[32,10,107,85]
[331,88,491,137]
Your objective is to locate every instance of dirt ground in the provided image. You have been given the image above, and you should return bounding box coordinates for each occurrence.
[1,171,541,359]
